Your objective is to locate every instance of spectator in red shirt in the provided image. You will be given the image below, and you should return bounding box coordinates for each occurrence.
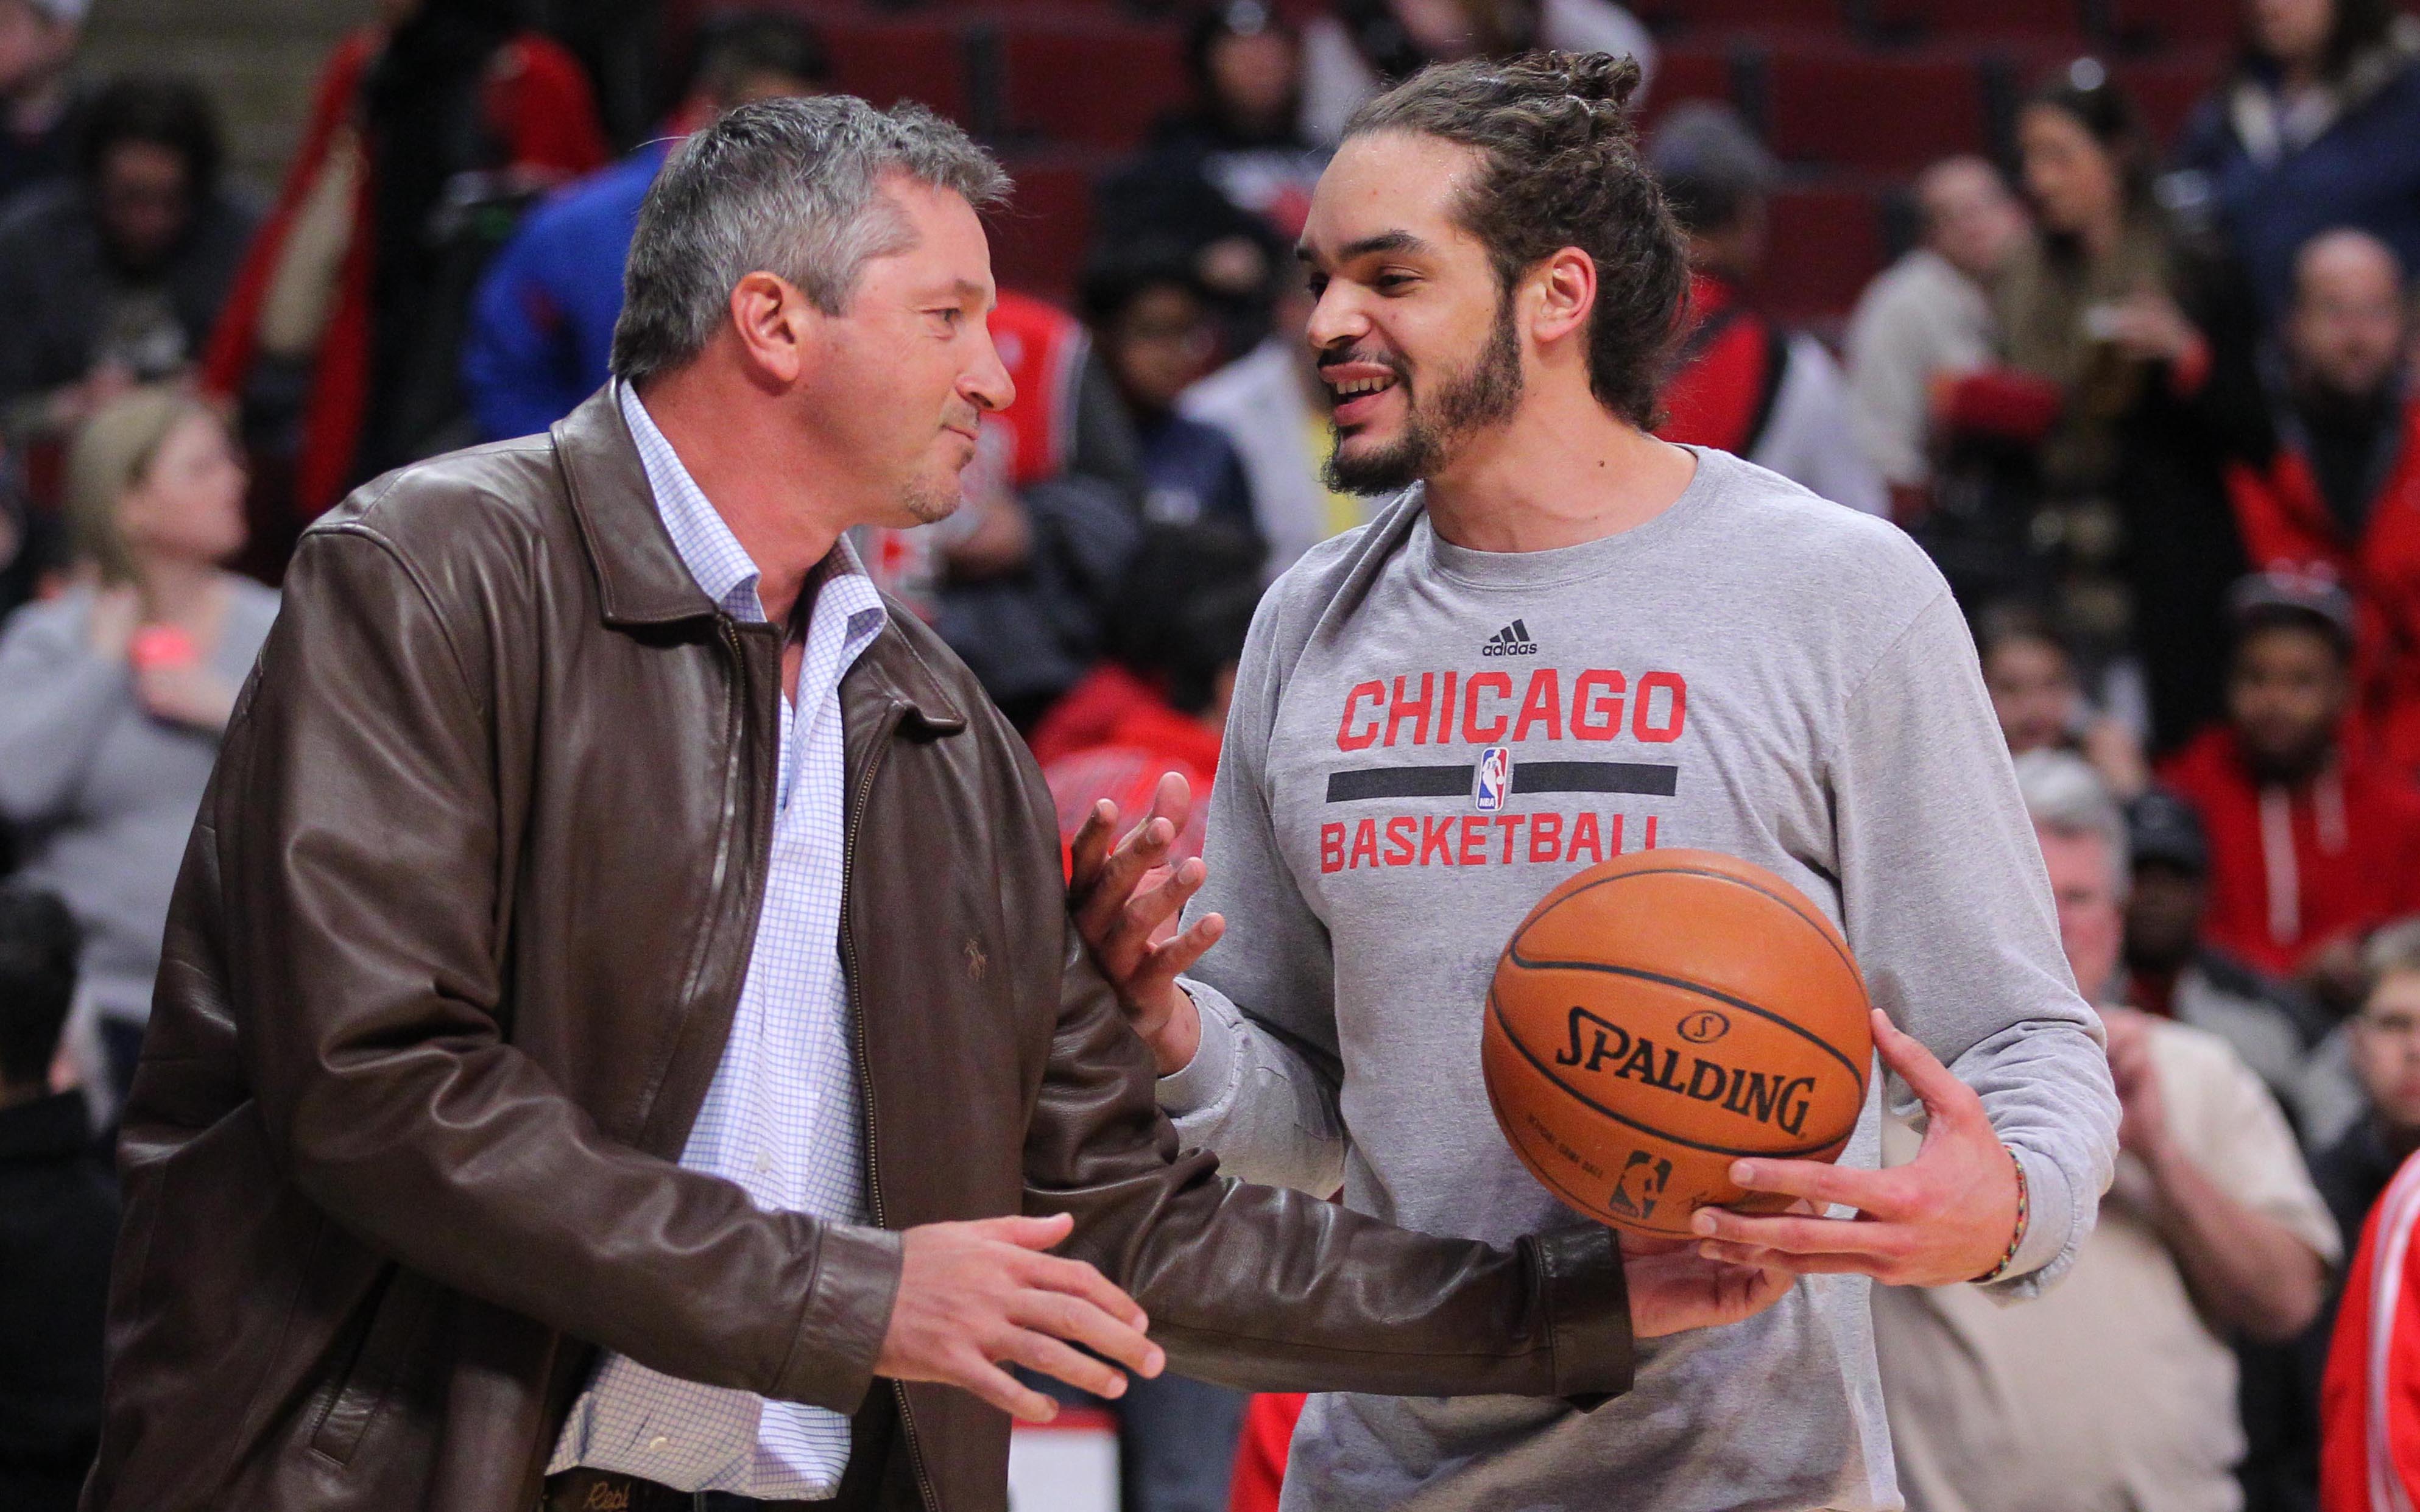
[1039,521,1265,868]
[2225,228,2420,770]
[2162,571,2420,1007]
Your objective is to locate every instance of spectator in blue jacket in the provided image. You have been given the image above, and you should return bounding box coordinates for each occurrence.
[1078,247,1258,543]
[459,11,826,440]
[2176,0,2420,319]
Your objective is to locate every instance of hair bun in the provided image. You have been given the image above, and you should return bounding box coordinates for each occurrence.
[1549,50,1644,112]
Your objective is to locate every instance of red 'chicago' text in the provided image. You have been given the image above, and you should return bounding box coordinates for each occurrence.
[1335,669,1687,752]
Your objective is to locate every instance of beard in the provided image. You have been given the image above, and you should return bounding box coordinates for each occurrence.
[1324,292,1525,496]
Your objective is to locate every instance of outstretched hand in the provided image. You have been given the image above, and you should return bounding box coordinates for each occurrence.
[1686,1010,2021,1288]
[1067,772,1224,1075]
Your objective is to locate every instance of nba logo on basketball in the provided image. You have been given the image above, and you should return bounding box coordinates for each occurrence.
[1474,746,1512,812]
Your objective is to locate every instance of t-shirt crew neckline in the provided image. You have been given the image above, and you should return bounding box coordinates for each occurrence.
[1417,445,1720,591]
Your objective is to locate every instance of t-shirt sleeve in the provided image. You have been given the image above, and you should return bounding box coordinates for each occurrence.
[1161,582,1351,1197]
[1830,588,2122,1294]
[2170,1027,2343,1265]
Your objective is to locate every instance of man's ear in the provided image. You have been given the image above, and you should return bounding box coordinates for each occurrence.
[1528,247,1599,350]
[727,270,819,389]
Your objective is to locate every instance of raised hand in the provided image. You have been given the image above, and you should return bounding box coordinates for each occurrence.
[876,1212,1165,1422]
[1686,1009,2022,1288]
[1067,772,1224,1075]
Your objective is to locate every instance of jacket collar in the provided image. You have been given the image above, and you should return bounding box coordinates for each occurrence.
[553,383,966,731]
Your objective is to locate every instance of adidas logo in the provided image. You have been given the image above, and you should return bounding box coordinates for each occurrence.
[1481,619,1539,656]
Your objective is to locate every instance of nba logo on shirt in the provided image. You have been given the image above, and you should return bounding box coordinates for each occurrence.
[1475,746,1512,812]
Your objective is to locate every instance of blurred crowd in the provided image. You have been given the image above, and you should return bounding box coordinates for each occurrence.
[6,0,2420,1509]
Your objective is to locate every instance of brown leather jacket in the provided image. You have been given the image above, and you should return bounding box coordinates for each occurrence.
[82,388,1631,1512]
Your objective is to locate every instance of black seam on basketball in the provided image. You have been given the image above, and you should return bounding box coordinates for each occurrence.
[1487,989,1857,1161]
[1512,862,1866,990]
[1501,949,1870,1091]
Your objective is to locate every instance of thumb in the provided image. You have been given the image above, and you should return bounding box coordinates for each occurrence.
[991,1211,1077,1251]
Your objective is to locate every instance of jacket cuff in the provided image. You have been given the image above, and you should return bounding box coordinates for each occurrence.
[774,1222,904,1413]
[1531,1226,1632,1407]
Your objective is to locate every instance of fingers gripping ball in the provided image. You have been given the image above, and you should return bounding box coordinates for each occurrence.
[1481,850,1873,1240]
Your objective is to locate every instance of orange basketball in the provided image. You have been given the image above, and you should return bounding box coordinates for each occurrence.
[1481,849,1872,1240]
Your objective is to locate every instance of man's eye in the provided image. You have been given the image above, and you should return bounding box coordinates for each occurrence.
[1305,275,1328,297]
[1374,273,1414,292]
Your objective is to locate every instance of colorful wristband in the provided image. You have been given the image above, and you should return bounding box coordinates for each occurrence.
[1971,1146,2030,1285]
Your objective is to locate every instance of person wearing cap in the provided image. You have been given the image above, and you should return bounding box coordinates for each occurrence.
[2159,571,2420,1007]
[0,0,85,214]
[2123,786,2335,1117]
[2224,228,2420,770]
[1647,102,1888,517]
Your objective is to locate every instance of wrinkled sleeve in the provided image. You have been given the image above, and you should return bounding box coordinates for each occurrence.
[213,521,898,1413]
[1830,589,2120,1295]
[1160,585,1350,1197]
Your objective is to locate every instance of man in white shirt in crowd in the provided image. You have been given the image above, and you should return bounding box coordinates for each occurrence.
[1844,156,2028,507]
[1875,749,2339,1512]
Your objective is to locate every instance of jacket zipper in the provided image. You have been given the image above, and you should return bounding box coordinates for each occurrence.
[836,698,937,1512]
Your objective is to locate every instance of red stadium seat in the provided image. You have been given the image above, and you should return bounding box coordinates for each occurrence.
[2106,0,2240,50]
[813,16,973,122]
[1639,42,1736,129]
[1631,0,1850,37]
[999,18,1194,149]
[2113,57,2223,154]
[1754,183,1888,323]
[987,151,1104,304]
[1765,49,1988,171]
[1868,0,2086,41]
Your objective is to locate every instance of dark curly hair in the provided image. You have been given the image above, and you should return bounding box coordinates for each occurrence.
[1341,51,1688,430]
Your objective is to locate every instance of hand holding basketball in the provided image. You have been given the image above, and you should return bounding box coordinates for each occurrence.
[1067,772,1225,1075]
[1689,1009,2023,1288]
[1621,1237,1796,1337]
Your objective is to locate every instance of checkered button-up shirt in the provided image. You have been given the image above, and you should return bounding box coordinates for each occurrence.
[547,384,888,1498]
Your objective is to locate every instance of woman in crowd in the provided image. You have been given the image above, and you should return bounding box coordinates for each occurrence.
[2178,0,2420,319]
[199,0,604,564]
[0,389,277,1097]
[1995,60,2268,751]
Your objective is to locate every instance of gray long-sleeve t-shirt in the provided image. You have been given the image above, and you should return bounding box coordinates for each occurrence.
[0,581,278,1022]
[1160,448,2120,1512]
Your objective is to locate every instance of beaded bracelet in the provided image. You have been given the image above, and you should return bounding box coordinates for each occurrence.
[1971,1146,2030,1285]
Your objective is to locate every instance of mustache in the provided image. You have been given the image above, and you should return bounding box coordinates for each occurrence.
[1316,346,1409,382]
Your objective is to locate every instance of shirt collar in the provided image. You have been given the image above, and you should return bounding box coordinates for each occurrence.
[616,381,888,655]
[620,381,766,624]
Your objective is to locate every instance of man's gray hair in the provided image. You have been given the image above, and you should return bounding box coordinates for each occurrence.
[2013,748,2130,895]
[2364,917,2420,993]
[610,95,1010,384]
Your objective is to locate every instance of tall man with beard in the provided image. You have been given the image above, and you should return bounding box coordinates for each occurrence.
[1071,52,2122,1511]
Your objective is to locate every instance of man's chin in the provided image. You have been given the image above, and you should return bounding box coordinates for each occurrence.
[1326,431,1428,496]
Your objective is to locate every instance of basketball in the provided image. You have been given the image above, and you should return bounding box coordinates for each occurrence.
[1481,849,1874,1240]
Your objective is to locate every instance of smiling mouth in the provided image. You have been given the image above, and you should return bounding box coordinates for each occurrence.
[1321,357,1403,421]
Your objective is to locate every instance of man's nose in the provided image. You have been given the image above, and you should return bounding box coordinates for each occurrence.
[1305,283,1367,354]
[967,329,1015,414]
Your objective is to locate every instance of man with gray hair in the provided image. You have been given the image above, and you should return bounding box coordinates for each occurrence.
[1875,748,2338,1512]
[80,96,1791,1512]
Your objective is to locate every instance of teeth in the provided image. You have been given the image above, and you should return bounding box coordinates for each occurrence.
[1334,376,1392,397]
